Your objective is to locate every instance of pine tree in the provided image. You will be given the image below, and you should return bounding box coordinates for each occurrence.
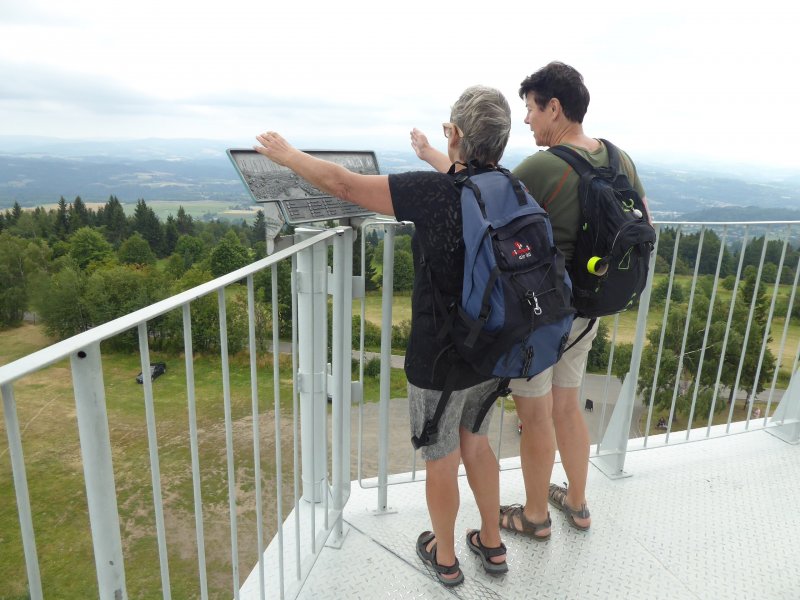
[55,196,70,240]
[103,196,128,247]
[164,214,180,255]
[176,206,194,236]
[132,199,165,257]
[71,196,90,230]
[249,210,266,246]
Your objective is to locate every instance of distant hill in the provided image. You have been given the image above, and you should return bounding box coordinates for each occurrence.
[676,206,800,223]
[2,137,800,220]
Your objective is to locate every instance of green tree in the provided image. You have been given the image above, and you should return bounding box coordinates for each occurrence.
[164,214,180,255]
[54,196,70,240]
[392,250,414,292]
[586,319,610,372]
[733,270,776,401]
[637,272,775,420]
[101,196,128,247]
[32,265,91,338]
[256,258,293,337]
[0,233,49,326]
[361,241,379,292]
[209,230,251,278]
[118,232,156,266]
[167,266,248,352]
[11,201,22,224]
[249,210,266,246]
[83,265,168,349]
[69,227,114,270]
[132,199,165,256]
[174,234,206,272]
[175,205,195,235]
[651,278,685,305]
[70,196,91,230]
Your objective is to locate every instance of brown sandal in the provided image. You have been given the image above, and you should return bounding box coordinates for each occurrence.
[548,483,591,531]
[498,504,551,541]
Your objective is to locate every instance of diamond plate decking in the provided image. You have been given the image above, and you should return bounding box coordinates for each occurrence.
[244,430,799,599]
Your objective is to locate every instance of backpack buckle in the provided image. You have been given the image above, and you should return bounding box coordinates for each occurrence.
[526,291,543,316]
[411,420,439,449]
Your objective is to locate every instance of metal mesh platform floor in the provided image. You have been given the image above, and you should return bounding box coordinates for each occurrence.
[259,430,800,599]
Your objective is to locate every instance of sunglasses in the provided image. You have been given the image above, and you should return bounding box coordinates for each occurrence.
[442,122,464,139]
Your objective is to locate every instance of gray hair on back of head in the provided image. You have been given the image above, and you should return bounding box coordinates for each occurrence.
[450,85,511,166]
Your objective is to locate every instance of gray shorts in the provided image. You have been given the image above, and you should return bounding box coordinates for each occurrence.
[408,378,499,462]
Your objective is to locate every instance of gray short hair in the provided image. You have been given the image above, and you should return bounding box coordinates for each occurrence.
[450,85,511,165]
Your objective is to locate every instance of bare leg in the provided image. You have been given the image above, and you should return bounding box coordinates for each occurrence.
[552,385,591,528]
[460,427,505,564]
[424,447,462,579]
[503,393,554,534]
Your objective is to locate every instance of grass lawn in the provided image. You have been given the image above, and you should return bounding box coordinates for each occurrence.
[353,290,412,325]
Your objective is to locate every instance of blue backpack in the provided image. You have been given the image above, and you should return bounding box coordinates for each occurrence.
[411,164,575,449]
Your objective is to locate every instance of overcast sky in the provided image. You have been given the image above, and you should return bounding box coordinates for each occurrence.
[2,0,799,170]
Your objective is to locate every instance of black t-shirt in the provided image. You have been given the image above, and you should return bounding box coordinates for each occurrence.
[389,170,491,391]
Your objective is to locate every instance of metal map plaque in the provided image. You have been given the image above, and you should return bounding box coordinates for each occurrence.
[227,149,378,225]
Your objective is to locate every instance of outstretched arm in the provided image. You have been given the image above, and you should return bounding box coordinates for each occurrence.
[410,128,451,173]
[255,131,394,216]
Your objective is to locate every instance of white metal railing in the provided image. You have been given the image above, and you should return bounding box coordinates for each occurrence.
[4,219,800,599]
[1,226,354,600]
[356,220,800,496]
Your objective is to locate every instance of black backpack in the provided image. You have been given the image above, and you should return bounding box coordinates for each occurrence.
[547,140,656,321]
[411,164,575,449]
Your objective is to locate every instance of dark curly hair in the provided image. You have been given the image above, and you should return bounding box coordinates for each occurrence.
[518,62,590,124]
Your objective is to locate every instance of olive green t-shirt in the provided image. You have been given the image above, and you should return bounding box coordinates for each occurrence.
[512,140,646,265]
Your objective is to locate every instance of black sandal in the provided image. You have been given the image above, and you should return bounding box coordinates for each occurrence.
[416,531,464,587]
[466,529,508,574]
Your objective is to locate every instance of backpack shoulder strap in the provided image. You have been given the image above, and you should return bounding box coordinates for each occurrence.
[471,378,511,433]
[562,317,596,354]
[496,166,530,207]
[598,138,622,173]
[547,145,595,178]
[410,369,460,449]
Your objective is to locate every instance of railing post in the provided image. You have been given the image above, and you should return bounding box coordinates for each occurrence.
[329,227,354,545]
[70,343,127,600]
[592,236,657,478]
[375,224,397,514]
[768,367,800,444]
[296,228,328,503]
[2,383,43,600]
